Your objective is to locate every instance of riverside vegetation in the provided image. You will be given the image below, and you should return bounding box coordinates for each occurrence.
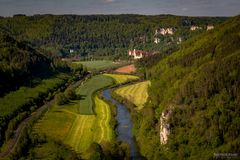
[31,74,138,159]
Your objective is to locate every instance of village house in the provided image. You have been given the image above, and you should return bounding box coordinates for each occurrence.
[128,49,156,59]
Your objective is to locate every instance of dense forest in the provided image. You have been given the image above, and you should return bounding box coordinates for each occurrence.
[133,15,240,159]
[0,31,71,96]
[0,15,226,59]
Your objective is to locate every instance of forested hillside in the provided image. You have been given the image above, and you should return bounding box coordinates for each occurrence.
[0,31,70,96]
[0,15,226,58]
[0,30,82,150]
[134,16,240,159]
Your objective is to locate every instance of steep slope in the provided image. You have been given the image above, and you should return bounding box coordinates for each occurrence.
[135,16,240,159]
[0,31,69,96]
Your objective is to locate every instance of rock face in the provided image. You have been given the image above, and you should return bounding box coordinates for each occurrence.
[155,28,175,35]
[160,109,172,145]
[190,26,202,31]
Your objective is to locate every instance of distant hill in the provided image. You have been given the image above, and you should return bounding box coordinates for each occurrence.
[135,15,240,159]
[0,31,69,96]
[0,15,227,58]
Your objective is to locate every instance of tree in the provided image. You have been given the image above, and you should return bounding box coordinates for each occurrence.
[55,93,68,105]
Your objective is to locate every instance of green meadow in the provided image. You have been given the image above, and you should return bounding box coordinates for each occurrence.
[34,96,113,157]
[73,60,118,70]
[76,75,113,114]
[33,73,140,157]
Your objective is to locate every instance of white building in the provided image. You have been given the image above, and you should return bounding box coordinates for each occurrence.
[128,49,155,59]
[207,25,214,31]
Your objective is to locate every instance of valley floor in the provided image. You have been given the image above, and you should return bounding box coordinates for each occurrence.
[33,73,139,158]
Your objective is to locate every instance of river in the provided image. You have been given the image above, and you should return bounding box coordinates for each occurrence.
[102,89,142,160]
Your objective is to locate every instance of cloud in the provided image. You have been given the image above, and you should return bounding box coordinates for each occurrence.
[104,0,115,3]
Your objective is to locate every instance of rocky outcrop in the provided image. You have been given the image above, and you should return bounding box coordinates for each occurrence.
[155,28,175,35]
[160,108,172,145]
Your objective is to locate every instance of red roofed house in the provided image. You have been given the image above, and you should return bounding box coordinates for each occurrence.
[128,49,156,59]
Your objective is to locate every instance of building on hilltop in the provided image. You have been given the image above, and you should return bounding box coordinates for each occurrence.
[128,49,157,59]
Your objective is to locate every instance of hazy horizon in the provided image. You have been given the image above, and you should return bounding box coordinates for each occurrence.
[0,0,239,17]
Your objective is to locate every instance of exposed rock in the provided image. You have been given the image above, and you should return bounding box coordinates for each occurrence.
[160,108,172,145]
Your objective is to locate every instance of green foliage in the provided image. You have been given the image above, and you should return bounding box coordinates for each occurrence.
[64,87,77,100]
[138,16,240,159]
[0,74,69,146]
[0,15,226,59]
[0,31,71,96]
[55,93,68,105]
[4,112,28,141]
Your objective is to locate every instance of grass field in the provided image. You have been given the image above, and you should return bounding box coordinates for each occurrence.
[76,75,113,114]
[34,95,113,156]
[64,96,113,153]
[115,81,150,110]
[33,108,76,141]
[33,75,116,157]
[104,73,139,84]
[33,74,141,157]
[73,60,118,70]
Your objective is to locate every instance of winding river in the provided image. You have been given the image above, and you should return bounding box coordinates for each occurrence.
[102,89,142,160]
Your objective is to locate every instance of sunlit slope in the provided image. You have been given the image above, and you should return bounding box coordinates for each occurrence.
[115,81,150,110]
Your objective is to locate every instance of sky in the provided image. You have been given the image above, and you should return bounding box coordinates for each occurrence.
[0,0,239,17]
